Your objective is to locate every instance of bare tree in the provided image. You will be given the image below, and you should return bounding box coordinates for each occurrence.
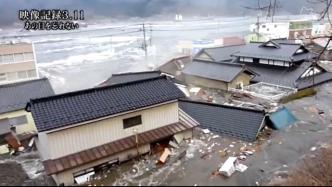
[307,0,332,88]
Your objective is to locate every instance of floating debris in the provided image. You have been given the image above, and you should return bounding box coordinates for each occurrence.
[202,129,210,134]
[310,147,317,152]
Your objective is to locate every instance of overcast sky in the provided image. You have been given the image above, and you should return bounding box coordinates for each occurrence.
[0,0,321,27]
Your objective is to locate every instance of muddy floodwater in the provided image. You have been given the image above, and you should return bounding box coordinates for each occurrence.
[85,80,332,186]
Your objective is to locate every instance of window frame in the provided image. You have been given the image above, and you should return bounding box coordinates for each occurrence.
[123,115,142,129]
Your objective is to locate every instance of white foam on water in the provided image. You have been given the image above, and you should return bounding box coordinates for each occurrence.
[38,48,116,68]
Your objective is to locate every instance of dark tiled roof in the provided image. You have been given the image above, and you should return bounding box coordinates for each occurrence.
[157,56,191,75]
[99,71,187,87]
[183,60,252,83]
[232,59,332,89]
[271,38,299,45]
[235,60,312,88]
[195,44,244,62]
[43,121,198,175]
[0,78,54,114]
[232,42,312,62]
[179,99,266,142]
[27,76,185,132]
[100,71,162,86]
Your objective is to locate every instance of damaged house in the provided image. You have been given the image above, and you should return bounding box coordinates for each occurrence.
[0,78,54,149]
[26,76,198,185]
[179,100,266,142]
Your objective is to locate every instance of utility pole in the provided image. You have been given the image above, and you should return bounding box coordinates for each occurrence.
[272,0,277,22]
[149,23,152,46]
[256,15,260,41]
[142,23,147,60]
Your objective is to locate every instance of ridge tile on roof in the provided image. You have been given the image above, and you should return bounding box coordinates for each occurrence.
[27,76,185,132]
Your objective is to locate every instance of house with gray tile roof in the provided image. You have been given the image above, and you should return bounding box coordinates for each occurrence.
[229,40,332,89]
[189,39,332,89]
[182,60,257,90]
[194,44,244,62]
[231,40,315,65]
[26,76,198,185]
[179,99,266,142]
[0,78,54,138]
[99,71,162,86]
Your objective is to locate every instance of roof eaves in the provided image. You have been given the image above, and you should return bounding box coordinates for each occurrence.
[179,99,265,113]
[0,77,48,89]
[29,75,169,105]
[111,70,161,76]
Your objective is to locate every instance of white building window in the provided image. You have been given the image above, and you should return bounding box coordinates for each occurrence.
[14,53,24,62]
[243,58,253,62]
[3,54,14,63]
[27,70,37,78]
[23,52,34,61]
[260,59,269,64]
[18,71,28,79]
[0,73,7,81]
[274,60,284,66]
[284,62,290,67]
[7,72,18,81]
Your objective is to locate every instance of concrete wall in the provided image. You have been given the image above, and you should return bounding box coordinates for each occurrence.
[40,102,179,160]
[0,61,35,74]
[54,144,151,186]
[0,43,33,55]
[184,74,228,90]
[0,109,37,135]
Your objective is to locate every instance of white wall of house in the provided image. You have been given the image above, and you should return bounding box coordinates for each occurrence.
[39,102,179,160]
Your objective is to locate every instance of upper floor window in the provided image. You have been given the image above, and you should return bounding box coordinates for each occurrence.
[2,54,14,63]
[0,52,34,64]
[14,53,24,62]
[18,71,28,79]
[23,52,34,61]
[123,115,142,129]
[0,73,6,81]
